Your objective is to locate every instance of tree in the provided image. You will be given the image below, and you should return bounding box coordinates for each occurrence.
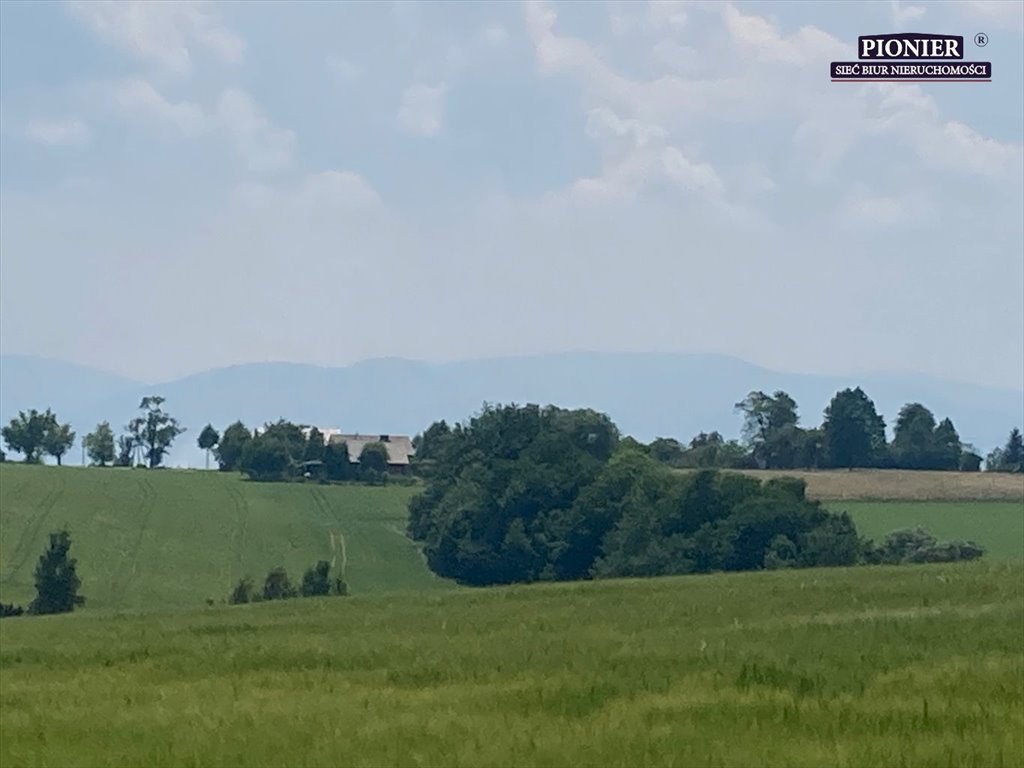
[323,440,352,481]
[115,435,135,467]
[891,403,937,469]
[216,421,252,471]
[84,422,116,466]
[197,424,220,470]
[1005,428,1023,472]
[734,391,800,468]
[127,396,185,468]
[300,560,332,597]
[358,441,390,474]
[822,387,887,469]
[932,418,962,471]
[229,576,257,605]
[28,530,85,615]
[262,567,297,600]
[43,421,75,466]
[2,409,56,463]
[240,435,292,481]
[303,427,326,464]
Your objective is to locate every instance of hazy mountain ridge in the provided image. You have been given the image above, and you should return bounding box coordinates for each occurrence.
[1,353,1021,469]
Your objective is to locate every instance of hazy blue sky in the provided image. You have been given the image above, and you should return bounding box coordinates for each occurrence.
[1,0,1021,387]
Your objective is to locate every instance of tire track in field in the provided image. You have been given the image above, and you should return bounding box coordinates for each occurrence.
[1,475,67,585]
[227,484,250,579]
[309,487,346,577]
[110,475,156,606]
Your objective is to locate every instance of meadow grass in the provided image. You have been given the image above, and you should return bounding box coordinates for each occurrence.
[836,501,1024,560]
[1,562,1021,767]
[706,468,1024,502]
[0,464,450,611]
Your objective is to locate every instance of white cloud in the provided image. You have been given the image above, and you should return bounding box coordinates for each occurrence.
[840,185,932,228]
[66,0,243,75]
[99,80,295,171]
[481,24,508,46]
[890,0,926,27]
[955,0,1024,31]
[24,118,91,146]
[216,89,295,172]
[398,83,447,137]
[107,77,208,137]
[326,54,360,81]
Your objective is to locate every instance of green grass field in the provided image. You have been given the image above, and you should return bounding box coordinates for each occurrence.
[1,562,1021,767]
[838,501,1024,561]
[0,464,450,611]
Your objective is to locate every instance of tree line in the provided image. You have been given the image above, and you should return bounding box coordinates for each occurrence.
[407,403,986,587]
[227,561,348,605]
[640,388,1022,473]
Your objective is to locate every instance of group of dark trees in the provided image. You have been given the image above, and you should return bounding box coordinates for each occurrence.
[637,387,1021,473]
[198,419,395,484]
[1,530,85,619]
[407,403,985,587]
[228,560,348,604]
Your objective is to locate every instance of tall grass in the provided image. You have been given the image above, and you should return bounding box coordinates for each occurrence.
[2,562,1021,767]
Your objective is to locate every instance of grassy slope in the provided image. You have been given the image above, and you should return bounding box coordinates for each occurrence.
[836,501,1024,560]
[1,562,1021,768]
[707,469,1024,502]
[0,465,450,611]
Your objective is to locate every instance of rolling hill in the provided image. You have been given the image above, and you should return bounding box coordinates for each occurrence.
[0,464,450,612]
[2,352,1021,469]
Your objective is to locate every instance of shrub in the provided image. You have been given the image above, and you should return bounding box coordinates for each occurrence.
[229,576,258,605]
[0,602,24,618]
[262,567,297,600]
[300,561,332,597]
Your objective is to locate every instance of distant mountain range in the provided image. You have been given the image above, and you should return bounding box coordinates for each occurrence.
[1,352,1021,469]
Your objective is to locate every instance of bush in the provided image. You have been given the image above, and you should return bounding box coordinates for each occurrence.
[300,561,332,597]
[872,528,984,564]
[0,602,24,618]
[229,576,258,605]
[262,567,297,600]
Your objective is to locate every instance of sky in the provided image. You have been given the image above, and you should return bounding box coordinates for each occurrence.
[0,0,1022,388]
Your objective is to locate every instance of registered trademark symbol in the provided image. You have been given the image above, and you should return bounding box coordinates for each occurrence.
[975,33,988,47]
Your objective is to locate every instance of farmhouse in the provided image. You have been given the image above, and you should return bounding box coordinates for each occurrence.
[301,426,416,473]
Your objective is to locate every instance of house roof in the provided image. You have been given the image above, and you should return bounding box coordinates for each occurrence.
[327,433,416,465]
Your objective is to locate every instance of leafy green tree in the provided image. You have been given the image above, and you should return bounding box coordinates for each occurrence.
[358,441,390,474]
[197,424,220,470]
[303,427,326,464]
[932,418,962,471]
[2,409,56,463]
[115,435,135,467]
[43,420,75,466]
[891,403,937,469]
[734,390,800,468]
[28,530,85,615]
[240,435,292,481]
[1004,428,1023,472]
[84,422,116,466]
[216,421,252,471]
[822,387,887,468]
[262,567,297,600]
[0,602,24,618]
[300,560,332,597]
[127,396,185,468]
[647,437,686,465]
[323,440,352,481]
[229,576,257,605]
